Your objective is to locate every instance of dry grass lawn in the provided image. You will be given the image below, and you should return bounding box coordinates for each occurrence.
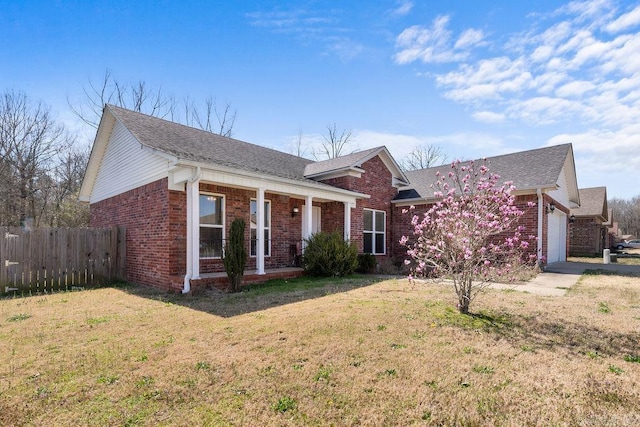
[1,272,639,426]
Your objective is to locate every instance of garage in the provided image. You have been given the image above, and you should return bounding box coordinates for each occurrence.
[547,210,567,263]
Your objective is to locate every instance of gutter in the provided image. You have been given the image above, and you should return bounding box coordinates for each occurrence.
[537,188,544,264]
[183,166,202,294]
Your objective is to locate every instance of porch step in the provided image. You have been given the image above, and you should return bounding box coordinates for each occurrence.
[171,268,305,293]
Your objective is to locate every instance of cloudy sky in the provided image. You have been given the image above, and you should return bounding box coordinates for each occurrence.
[2,0,639,198]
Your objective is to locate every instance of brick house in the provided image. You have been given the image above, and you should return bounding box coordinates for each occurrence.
[569,187,609,256]
[392,144,580,264]
[80,105,581,292]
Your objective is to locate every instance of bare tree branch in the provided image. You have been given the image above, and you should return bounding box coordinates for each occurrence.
[399,144,447,171]
[313,122,354,160]
[0,90,74,225]
[68,70,236,137]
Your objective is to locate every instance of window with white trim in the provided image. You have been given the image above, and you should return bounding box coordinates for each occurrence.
[250,199,271,257]
[200,193,224,258]
[363,209,385,255]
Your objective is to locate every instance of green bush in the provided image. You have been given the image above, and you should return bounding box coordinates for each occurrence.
[223,218,247,292]
[302,232,358,277]
[357,253,377,273]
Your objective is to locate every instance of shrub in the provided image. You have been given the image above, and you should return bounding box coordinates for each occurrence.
[357,253,377,273]
[303,232,358,277]
[223,218,247,292]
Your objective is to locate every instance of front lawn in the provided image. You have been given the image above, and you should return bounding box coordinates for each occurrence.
[1,274,639,425]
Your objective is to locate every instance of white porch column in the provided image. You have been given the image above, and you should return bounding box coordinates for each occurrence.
[343,202,352,241]
[256,187,265,275]
[185,177,201,290]
[304,195,313,241]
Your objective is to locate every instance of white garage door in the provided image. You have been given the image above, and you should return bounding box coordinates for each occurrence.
[547,210,567,264]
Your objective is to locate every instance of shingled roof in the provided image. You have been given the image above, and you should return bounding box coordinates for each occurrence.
[107,104,314,182]
[395,144,576,201]
[571,187,608,221]
[304,147,383,177]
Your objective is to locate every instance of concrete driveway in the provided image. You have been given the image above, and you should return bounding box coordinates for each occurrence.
[490,260,640,296]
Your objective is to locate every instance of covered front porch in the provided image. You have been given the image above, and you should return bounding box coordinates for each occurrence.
[187,267,305,292]
[169,164,366,293]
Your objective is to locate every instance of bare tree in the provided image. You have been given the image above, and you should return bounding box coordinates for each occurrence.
[399,144,447,171]
[69,70,236,136]
[609,196,640,238]
[0,90,74,226]
[43,145,91,226]
[69,70,174,129]
[191,96,236,137]
[289,129,309,158]
[313,123,354,160]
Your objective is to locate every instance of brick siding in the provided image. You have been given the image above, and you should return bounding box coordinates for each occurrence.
[570,218,606,256]
[90,178,182,291]
[320,156,398,259]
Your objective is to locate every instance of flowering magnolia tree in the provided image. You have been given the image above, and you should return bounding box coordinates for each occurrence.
[401,160,538,314]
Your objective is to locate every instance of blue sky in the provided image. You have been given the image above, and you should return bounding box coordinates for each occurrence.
[2,0,640,199]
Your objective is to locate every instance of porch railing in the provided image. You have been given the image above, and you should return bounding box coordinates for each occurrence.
[200,238,304,268]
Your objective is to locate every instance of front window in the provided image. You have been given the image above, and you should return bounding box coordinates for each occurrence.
[200,194,224,258]
[250,199,271,257]
[363,209,385,255]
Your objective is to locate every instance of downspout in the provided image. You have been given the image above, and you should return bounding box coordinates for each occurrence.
[183,166,202,294]
[537,188,544,266]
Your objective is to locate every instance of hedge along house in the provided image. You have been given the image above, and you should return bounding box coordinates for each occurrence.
[569,187,609,256]
[79,105,409,293]
[391,144,581,264]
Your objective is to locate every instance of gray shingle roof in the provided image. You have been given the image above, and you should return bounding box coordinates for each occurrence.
[107,105,314,182]
[396,144,573,201]
[304,147,383,176]
[571,187,608,219]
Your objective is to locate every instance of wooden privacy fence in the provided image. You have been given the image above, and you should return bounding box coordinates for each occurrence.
[0,226,126,295]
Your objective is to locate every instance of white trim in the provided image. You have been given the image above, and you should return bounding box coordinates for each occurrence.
[363,208,386,255]
[537,189,544,263]
[176,162,368,203]
[303,196,314,241]
[183,169,201,293]
[344,202,353,241]
[255,190,266,275]
[199,192,225,259]
[250,198,271,259]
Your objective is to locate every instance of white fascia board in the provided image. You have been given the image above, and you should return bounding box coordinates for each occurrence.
[79,111,116,202]
[392,198,433,207]
[172,162,368,203]
[392,186,555,207]
[305,167,364,180]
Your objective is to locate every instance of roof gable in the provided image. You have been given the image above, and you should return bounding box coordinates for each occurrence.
[395,144,579,204]
[571,187,608,221]
[105,104,314,182]
[304,146,409,186]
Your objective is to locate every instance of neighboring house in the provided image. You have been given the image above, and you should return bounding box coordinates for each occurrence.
[569,187,609,256]
[392,144,580,264]
[80,105,581,292]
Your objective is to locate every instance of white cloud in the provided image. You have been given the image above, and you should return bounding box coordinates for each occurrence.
[395,0,640,131]
[454,29,485,50]
[555,80,596,97]
[247,7,362,61]
[472,111,505,123]
[392,0,413,17]
[394,15,483,64]
[352,130,506,162]
[605,5,640,33]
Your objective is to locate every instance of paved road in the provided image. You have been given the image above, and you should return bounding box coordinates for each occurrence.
[490,261,640,296]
